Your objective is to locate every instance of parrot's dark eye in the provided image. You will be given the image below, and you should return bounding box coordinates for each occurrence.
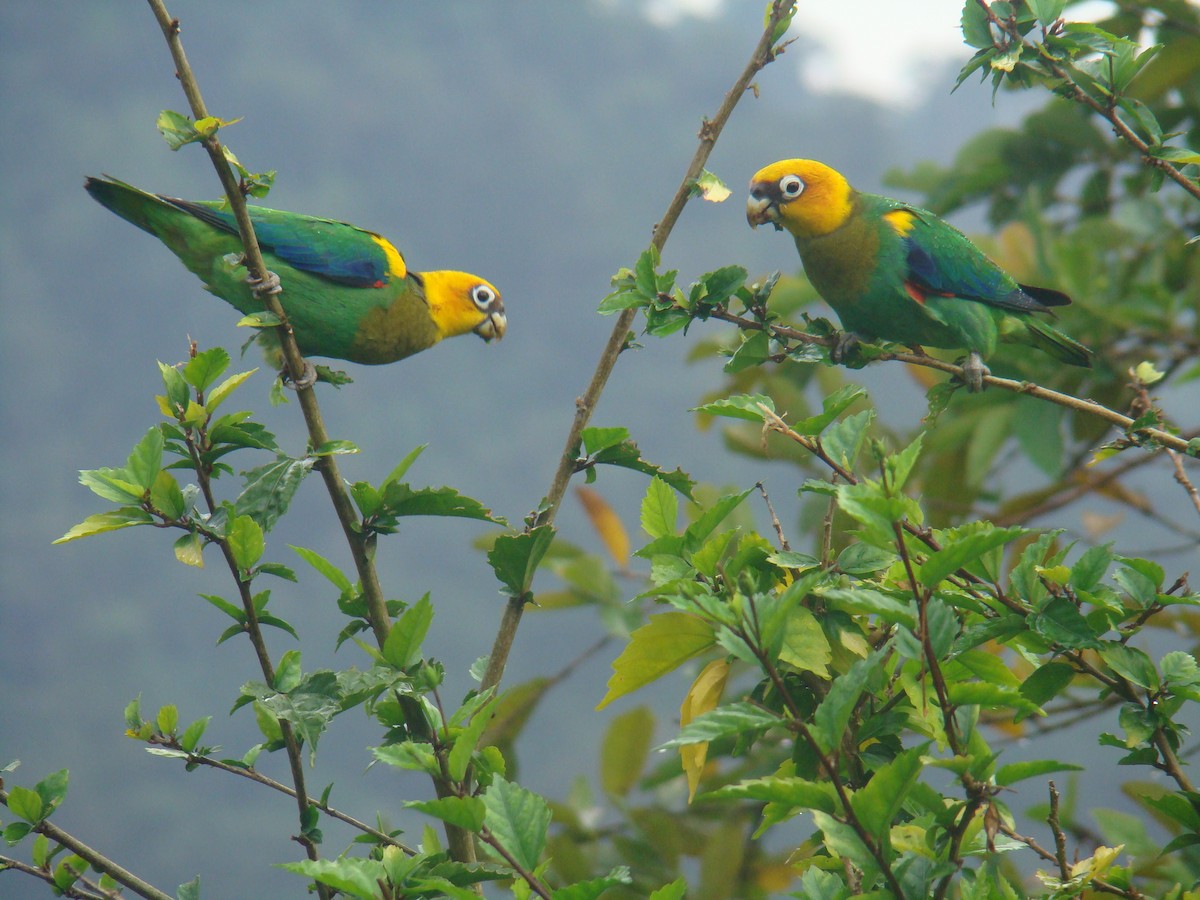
[471,285,496,309]
[779,175,805,199]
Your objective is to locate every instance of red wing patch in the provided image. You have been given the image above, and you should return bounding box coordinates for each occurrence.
[903,280,926,305]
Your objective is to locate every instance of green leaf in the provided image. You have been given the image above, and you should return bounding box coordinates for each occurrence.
[660,702,782,747]
[179,716,211,752]
[408,796,486,833]
[156,109,203,150]
[640,477,678,540]
[183,347,230,392]
[1099,643,1159,690]
[291,545,351,592]
[724,330,770,373]
[448,694,497,783]
[600,706,654,798]
[278,857,383,899]
[693,393,774,422]
[919,526,1024,588]
[383,594,433,670]
[793,384,867,436]
[703,775,837,813]
[227,514,265,572]
[836,543,895,576]
[377,483,504,524]
[159,360,190,412]
[1026,0,1065,27]
[234,456,314,533]
[7,785,45,824]
[699,265,747,303]
[598,612,715,709]
[156,704,179,735]
[582,432,695,499]
[1018,661,1075,707]
[1031,597,1102,649]
[488,525,556,600]
[34,770,69,819]
[812,652,880,754]
[125,427,165,491]
[273,650,303,693]
[372,741,441,776]
[778,607,832,678]
[237,311,283,328]
[995,759,1083,786]
[1069,544,1113,592]
[634,245,660,300]
[851,746,924,836]
[482,777,551,871]
[204,368,257,413]
[54,508,154,543]
[150,470,186,519]
[961,0,995,49]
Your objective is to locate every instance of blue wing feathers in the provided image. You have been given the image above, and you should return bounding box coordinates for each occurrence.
[164,196,388,287]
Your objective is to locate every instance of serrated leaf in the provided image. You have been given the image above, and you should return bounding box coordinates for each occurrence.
[482,777,551,871]
[489,525,555,600]
[407,796,486,833]
[183,347,230,392]
[692,169,732,203]
[660,702,782,748]
[598,612,715,709]
[377,483,504,523]
[584,433,695,499]
[779,607,832,678]
[380,445,427,488]
[640,476,678,540]
[236,456,315,533]
[724,330,770,373]
[919,526,1024,588]
[204,368,257,413]
[693,393,775,422]
[812,652,880,754]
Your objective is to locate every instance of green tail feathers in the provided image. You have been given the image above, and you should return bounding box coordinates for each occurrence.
[84,176,170,235]
[1024,317,1092,368]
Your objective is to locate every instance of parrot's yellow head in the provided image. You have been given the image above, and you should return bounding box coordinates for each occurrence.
[746,159,854,240]
[421,270,507,344]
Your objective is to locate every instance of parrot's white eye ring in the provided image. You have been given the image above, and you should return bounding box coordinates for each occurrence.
[779,175,805,199]
[471,285,496,309]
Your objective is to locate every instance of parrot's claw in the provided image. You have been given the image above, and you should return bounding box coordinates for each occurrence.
[830,331,861,364]
[959,351,991,393]
[247,270,282,298]
[284,359,318,391]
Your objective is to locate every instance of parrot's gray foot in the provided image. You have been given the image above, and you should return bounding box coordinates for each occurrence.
[284,359,318,391]
[960,351,991,393]
[830,331,861,364]
[247,270,282,298]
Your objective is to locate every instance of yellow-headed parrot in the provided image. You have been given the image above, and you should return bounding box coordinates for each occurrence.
[746,159,1090,390]
[86,176,506,367]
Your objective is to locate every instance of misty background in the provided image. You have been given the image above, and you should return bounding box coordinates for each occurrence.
[1,2,1176,896]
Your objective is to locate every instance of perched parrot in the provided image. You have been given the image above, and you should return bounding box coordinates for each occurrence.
[85,176,506,368]
[745,159,1090,390]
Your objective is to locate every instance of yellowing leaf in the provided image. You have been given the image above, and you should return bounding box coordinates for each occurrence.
[779,607,832,678]
[680,658,729,802]
[601,706,655,798]
[598,613,715,709]
[576,486,630,568]
[1132,361,1165,385]
[693,169,732,203]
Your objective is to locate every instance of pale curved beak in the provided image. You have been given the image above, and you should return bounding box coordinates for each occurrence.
[475,308,507,343]
[746,192,779,229]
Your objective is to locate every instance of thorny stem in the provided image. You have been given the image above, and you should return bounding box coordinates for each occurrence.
[144,0,475,873]
[480,0,799,692]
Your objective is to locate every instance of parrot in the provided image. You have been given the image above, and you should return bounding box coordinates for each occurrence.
[84,176,506,371]
[745,159,1090,391]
